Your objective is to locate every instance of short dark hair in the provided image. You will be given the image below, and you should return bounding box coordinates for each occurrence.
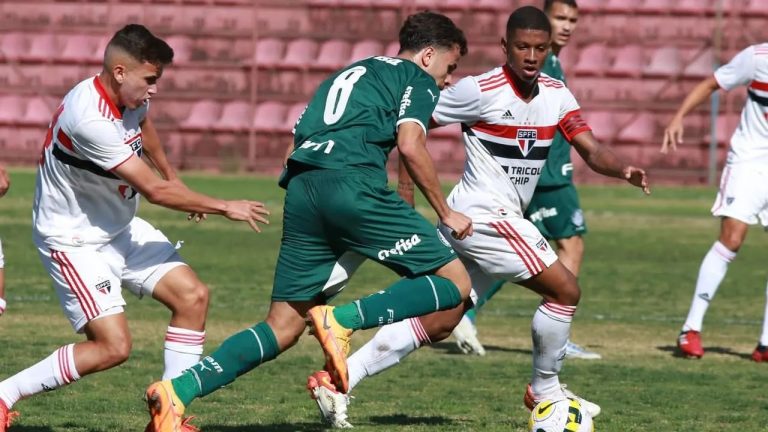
[106,24,174,67]
[398,11,468,57]
[543,0,579,12]
[506,6,552,38]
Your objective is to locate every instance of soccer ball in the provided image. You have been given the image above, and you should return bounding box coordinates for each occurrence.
[529,397,594,432]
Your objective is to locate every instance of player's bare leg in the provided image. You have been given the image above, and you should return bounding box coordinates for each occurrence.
[679,216,747,358]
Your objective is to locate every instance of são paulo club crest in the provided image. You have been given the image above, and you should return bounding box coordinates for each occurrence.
[516,129,537,156]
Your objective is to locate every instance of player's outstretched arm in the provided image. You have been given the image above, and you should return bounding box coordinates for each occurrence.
[661,76,721,154]
[397,122,472,239]
[140,117,178,182]
[0,164,9,198]
[571,131,651,195]
[113,156,270,232]
[396,154,416,207]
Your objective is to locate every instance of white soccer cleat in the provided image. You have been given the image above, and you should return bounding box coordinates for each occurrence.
[561,384,601,418]
[307,371,353,429]
[565,340,602,360]
[452,315,486,356]
[525,383,601,419]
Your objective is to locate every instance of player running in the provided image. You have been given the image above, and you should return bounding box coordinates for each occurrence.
[307,6,650,427]
[144,12,473,432]
[663,42,768,361]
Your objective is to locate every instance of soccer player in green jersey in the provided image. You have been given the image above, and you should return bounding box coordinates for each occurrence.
[451,0,601,360]
[145,12,474,431]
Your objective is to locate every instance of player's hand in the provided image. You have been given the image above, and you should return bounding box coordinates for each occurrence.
[661,117,684,154]
[187,212,208,223]
[441,210,473,240]
[223,200,270,232]
[0,165,10,198]
[623,166,651,195]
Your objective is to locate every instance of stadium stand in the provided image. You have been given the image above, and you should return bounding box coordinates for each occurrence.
[0,1,749,180]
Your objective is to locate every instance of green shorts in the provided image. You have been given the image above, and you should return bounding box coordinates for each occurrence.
[273,168,456,301]
[524,183,587,240]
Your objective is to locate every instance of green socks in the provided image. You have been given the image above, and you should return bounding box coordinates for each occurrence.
[333,274,462,330]
[171,321,279,407]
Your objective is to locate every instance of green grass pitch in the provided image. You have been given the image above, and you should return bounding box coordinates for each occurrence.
[1,169,768,431]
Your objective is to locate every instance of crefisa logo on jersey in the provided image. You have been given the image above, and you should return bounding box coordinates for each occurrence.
[516,129,537,156]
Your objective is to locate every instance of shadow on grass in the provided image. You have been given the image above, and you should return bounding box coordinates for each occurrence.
[369,414,456,426]
[657,344,752,360]
[430,341,529,355]
[11,427,55,432]
[203,423,326,432]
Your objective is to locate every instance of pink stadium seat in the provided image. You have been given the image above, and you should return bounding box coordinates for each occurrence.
[349,40,384,63]
[252,38,285,68]
[745,0,768,18]
[607,44,644,78]
[683,48,715,79]
[340,0,372,6]
[603,0,635,13]
[715,113,739,145]
[281,39,319,69]
[643,46,682,78]
[165,36,193,65]
[637,0,674,14]
[426,138,459,162]
[181,100,221,131]
[59,34,101,64]
[573,44,610,77]
[582,110,616,143]
[557,45,578,71]
[22,33,59,63]
[475,0,510,11]
[0,32,29,62]
[384,41,400,57]
[575,0,606,13]
[253,101,288,132]
[281,102,308,133]
[673,0,715,15]
[413,0,438,8]
[0,95,25,125]
[616,112,657,143]
[441,0,472,10]
[315,40,352,71]
[21,96,54,126]
[213,100,253,132]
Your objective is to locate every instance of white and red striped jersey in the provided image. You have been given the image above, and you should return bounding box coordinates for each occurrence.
[33,76,148,251]
[714,43,768,165]
[432,65,590,220]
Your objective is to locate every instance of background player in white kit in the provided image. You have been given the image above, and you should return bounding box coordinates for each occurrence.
[306,6,650,428]
[662,43,768,362]
[0,24,269,430]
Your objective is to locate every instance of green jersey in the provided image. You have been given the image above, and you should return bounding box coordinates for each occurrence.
[281,56,439,187]
[538,51,573,187]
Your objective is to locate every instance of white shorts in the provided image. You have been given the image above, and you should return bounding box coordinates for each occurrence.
[38,217,186,332]
[711,164,768,226]
[439,217,558,303]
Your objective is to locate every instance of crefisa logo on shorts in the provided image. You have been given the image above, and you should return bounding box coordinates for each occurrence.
[378,234,421,260]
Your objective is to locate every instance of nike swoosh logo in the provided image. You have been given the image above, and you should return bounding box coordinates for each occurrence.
[537,401,555,415]
[322,310,331,330]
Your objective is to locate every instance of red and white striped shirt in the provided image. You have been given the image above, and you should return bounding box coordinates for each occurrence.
[33,76,148,251]
[432,65,590,219]
[715,43,768,166]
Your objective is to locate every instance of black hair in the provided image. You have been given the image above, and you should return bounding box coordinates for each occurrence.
[106,24,174,67]
[506,6,552,38]
[398,11,468,57]
[543,0,579,12]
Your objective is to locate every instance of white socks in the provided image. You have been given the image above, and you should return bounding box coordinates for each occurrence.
[0,344,80,409]
[760,280,768,346]
[347,318,429,392]
[682,241,736,332]
[162,326,205,380]
[531,301,575,399]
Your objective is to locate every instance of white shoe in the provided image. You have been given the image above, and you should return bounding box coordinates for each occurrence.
[565,341,602,360]
[452,315,486,356]
[561,384,601,418]
[525,383,601,418]
[307,371,353,428]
